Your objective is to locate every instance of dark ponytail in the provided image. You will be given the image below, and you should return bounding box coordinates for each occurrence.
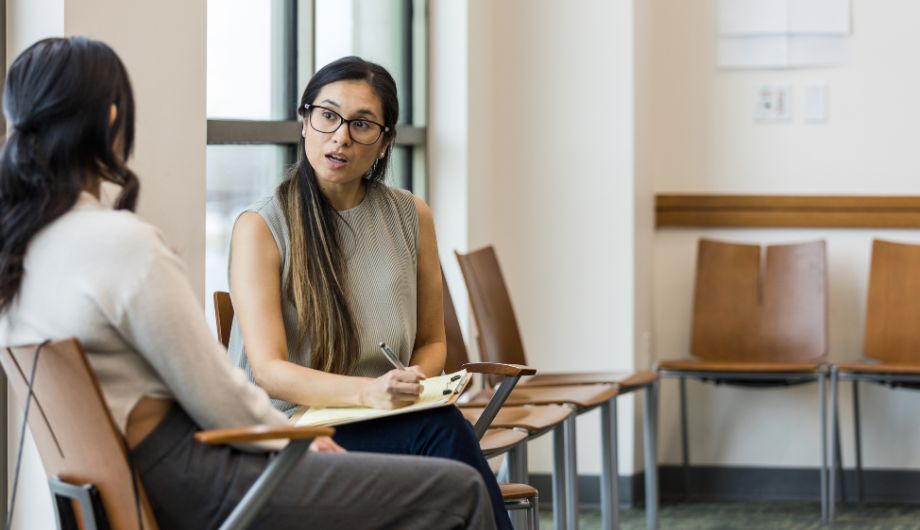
[0,37,138,312]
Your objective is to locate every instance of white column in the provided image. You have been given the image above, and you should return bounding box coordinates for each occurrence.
[4,1,206,527]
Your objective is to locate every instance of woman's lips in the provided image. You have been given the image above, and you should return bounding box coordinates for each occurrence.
[325,153,347,169]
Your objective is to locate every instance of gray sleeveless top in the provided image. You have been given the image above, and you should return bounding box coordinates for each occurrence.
[227,182,419,416]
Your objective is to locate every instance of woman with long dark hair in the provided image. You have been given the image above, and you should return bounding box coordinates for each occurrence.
[0,37,497,530]
[228,57,512,529]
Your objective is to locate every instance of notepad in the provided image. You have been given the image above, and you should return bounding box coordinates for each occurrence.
[293,369,471,427]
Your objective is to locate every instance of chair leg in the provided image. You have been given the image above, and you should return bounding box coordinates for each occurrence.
[509,441,529,484]
[834,396,846,504]
[564,409,579,530]
[828,369,837,523]
[600,397,619,530]
[821,371,830,524]
[508,444,530,530]
[644,380,660,530]
[532,494,540,530]
[852,379,864,505]
[552,423,568,530]
[679,376,691,498]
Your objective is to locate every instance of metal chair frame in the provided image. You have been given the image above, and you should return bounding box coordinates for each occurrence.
[829,368,920,521]
[660,369,829,523]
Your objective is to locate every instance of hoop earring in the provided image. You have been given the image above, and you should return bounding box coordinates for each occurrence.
[365,159,379,179]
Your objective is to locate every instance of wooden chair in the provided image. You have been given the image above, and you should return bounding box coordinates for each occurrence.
[452,253,632,530]
[444,272,578,527]
[455,246,660,530]
[829,239,920,521]
[0,338,332,530]
[656,239,830,522]
[213,291,542,529]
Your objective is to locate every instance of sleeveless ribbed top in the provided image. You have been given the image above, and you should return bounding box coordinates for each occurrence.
[226,182,419,416]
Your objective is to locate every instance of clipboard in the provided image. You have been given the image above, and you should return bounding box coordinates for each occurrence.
[291,369,471,427]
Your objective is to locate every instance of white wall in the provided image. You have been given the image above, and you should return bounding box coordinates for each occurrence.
[431,0,645,476]
[640,0,920,469]
[5,1,206,527]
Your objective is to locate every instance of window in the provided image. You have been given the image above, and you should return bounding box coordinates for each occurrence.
[206,0,427,328]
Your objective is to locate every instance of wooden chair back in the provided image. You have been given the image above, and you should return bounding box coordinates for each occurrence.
[864,239,920,363]
[443,271,472,373]
[691,239,827,363]
[214,291,234,348]
[455,246,529,367]
[0,338,158,530]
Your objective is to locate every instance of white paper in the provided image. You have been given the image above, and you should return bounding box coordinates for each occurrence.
[718,0,789,36]
[718,36,789,69]
[787,36,848,67]
[717,0,850,68]
[718,36,848,69]
[788,0,850,35]
[718,0,850,36]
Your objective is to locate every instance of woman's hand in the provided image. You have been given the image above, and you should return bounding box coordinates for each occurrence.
[360,368,425,409]
[309,436,347,453]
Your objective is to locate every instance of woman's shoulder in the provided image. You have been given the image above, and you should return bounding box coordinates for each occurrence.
[369,182,418,218]
[34,202,176,278]
[245,192,283,217]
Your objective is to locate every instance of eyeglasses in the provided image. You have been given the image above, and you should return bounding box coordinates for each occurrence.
[304,104,389,145]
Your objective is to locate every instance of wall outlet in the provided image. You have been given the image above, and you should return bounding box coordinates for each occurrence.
[755,84,793,123]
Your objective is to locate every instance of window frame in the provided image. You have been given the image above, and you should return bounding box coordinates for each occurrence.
[205,0,427,183]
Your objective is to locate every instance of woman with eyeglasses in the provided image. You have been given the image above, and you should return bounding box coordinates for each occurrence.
[227,56,511,529]
[0,37,499,529]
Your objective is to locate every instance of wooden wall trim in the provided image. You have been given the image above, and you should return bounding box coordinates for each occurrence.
[656,195,920,228]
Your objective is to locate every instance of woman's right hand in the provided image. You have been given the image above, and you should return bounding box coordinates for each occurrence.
[360,369,424,409]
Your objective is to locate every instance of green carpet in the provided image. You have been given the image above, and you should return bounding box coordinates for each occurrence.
[538,501,920,529]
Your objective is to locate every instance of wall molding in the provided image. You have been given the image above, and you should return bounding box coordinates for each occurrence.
[529,466,920,508]
[656,195,920,228]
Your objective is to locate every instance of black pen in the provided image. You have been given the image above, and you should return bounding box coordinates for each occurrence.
[378,341,407,370]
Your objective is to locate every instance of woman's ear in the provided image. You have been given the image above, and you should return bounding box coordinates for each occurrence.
[109,103,118,125]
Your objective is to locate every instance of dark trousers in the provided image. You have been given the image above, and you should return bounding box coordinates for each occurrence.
[131,405,497,530]
[333,405,513,530]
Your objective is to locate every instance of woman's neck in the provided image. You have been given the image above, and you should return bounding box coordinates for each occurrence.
[83,178,101,199]
[320,179,367,211]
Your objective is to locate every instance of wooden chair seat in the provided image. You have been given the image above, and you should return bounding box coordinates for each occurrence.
[836,360,920,375]
[461,404,573,433]
[525,369,659,389]
[461,384,618,409]
[479,428,529,458]
[499,482,538,501]
[657,358,824,373]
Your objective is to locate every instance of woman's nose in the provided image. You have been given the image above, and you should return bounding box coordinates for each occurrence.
[333,121,352,145]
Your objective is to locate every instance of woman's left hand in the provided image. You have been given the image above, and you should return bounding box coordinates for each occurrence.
[309,436,347,453]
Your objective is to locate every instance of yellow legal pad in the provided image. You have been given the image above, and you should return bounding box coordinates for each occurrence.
[292,369,471,427]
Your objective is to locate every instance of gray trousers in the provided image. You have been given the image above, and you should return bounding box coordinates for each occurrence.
[131,405,497,530]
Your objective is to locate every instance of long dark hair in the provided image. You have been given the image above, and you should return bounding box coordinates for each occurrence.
[0,37,138,312]
[279,56,398,375]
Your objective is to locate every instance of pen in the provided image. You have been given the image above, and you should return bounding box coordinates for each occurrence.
[378,341,407,370]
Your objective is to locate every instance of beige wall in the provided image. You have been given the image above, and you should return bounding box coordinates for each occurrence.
[640,0,920,469]
[5,1,206,527]
[431,0,647,476]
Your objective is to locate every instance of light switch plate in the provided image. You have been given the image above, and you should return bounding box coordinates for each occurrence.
[803,83,828,123]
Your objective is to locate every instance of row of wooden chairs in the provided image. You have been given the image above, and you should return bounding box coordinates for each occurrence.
[14,236,913,529]
[451,247,660,530]
[658,237,920,524]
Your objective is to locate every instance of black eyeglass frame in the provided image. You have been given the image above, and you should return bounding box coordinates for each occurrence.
[303,104,391,145]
